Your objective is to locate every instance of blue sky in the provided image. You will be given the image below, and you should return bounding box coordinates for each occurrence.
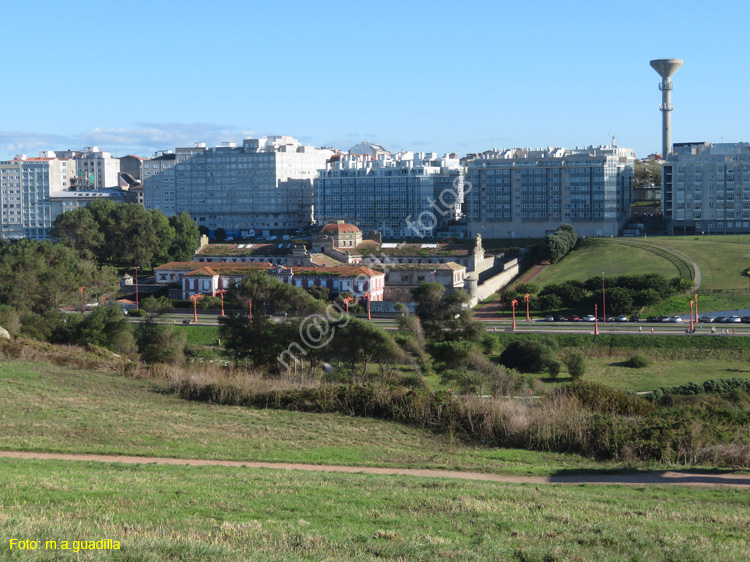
[1,0,747,160]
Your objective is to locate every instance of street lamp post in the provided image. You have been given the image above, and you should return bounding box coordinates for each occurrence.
[342,296,354,314]
[363,292,372,320]
[511,299,518,331]
[79,286,86,312]
[602,271,606,325]
[189,293,203,322]
[248,299,252,326]
[213,289,227,317]
[690,300,695,334]
[594,304,599,335]
[524,293,530,322]
[134,266,140,311]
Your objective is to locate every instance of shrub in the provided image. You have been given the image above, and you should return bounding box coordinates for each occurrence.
[547,360,561,379]
[0,304,21,335]
[563,350,586,380]
[498,337,558,373]
[626,354,651,369]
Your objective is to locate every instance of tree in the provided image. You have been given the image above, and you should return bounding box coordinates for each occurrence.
[498,338,559,373]
[49,207,104,261]
[432,340,508,395]
[214,227,227,242]
[72,304,138,359]
[135,317,186,364]
[563,350,587,380]
[411,283,481,342]
[168,212,200,262]
[141,296,173,316]
[307,285,330,301]
[0,239,115,315]
[0,305,21,335]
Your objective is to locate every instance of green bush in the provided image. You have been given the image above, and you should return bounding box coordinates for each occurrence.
[625,354,651,368]
[563,349,586,380]
[498,337,558,373]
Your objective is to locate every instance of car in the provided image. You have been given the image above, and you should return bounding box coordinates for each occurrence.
[616,315,629,322]
[660,316,672,323]
[728,316,742,323]
[669,316,684,323]
[699,316,713,323]
[741,317,750,324]
[714,316,728,323]
[545,315,555,322]
[554,315,568,322]
[583,315,596,322]
[570,315,580,322]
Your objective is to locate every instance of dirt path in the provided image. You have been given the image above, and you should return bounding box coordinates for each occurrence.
[2,451,748,488]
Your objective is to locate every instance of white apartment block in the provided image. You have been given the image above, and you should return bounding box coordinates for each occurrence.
[0,153,74,239]
[464,145,635,239]
[55,147,121,189]
[143,137,333,238]
[314,150,464,238]
[663,142,750,235]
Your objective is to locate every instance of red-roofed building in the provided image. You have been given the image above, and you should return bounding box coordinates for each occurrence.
[168,261,384,300]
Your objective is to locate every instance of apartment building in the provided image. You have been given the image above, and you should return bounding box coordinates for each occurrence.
[0,153,74,239]
[55,147,120,189]
[464,145,635,238]
[662,142,750,235]
[143,137,333,237]
[314,150,464,238]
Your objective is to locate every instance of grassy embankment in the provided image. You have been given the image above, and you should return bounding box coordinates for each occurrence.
[0,359,614,475]
[1,457,748,562]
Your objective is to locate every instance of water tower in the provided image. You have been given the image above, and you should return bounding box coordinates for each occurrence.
[650,58,683,158]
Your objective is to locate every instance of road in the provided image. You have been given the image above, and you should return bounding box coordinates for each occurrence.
[2,451,748,488]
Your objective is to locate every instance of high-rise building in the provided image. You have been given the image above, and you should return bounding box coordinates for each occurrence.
[144,137,333,237]
[464,145,635,238]
[314,150,464,238]
[0,153,74,239]
[55,147,121,189]
[662,142,750,235]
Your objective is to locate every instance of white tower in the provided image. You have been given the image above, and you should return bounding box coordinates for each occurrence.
[650,59,683,158]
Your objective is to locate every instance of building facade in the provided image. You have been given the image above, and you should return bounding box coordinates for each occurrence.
[464,145,635,238]
[55,147,121,189]
[314,151,464,238]
[143,137,334,238]
[662,142,750,235]
[0,153,75,239]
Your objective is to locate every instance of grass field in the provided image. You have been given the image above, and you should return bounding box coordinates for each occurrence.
[543,354,750,392]
[0,360,620,475]
[656,235,750,291]
[532,239,681,287]
[1,457,748,562]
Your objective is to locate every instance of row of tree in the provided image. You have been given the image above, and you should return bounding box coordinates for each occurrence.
[502,274,693,315]
[543,224,577,263]
[50,199,200,266]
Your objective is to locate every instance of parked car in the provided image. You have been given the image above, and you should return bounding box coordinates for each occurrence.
[741,317,750,324]
[545,315,555,322]
[714,316,728,323]
[699,316,714,323]
[570,315,580,322]
[583,315,596,322]
[660,316,672,323]
[728,316,742,323]
[616,315,629,322]
[554,315,568,322]
[669,316,684,323]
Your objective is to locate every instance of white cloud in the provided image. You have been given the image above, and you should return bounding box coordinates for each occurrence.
[0,123,262,160]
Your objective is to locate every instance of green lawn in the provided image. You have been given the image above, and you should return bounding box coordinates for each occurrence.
[1,458,748,562]
[655,235,750,291]
[0,360,618,476]
[532,239,680,287]
[542,354,750,392]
